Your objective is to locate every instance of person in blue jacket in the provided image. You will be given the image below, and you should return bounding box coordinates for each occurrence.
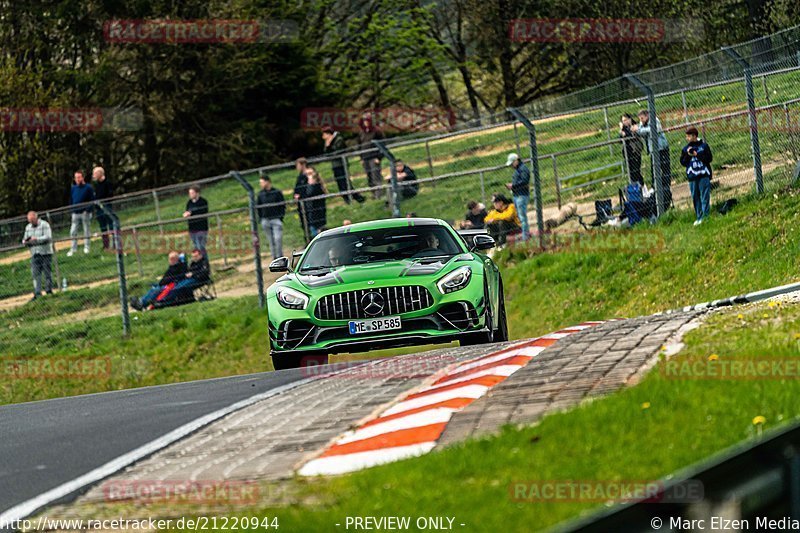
[68,170,95,256]
[680,126,713,226]
[504,153,530,241]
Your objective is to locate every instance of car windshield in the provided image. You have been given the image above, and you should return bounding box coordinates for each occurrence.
[299,226,463,272]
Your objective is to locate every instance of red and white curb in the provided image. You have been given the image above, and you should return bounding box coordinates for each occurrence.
[298,322,604,476]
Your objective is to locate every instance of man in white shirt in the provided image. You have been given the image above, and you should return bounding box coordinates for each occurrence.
[22,211,54,301]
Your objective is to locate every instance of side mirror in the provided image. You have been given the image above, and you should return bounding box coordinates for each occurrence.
[471,234,496,251]
[269,256,290,272]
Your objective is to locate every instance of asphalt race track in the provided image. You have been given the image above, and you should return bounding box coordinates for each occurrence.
[0,366,332,522]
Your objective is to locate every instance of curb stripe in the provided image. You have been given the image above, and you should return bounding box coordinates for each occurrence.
[336,408,455,446]
[433,355,534,385]
[382,384,490,416]
[298,321,603,476]
[320,423,448,457]
[298,443,436,476]
[428,364,522,389]
[404,375,506,400]
[359,399,472,429]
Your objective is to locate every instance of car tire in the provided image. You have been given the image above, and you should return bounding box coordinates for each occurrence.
[271,352,329,371]
[495,279,509,343]
[460,283,495,346]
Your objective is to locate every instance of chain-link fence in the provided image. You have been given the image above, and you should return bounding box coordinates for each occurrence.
[2,24,800,351]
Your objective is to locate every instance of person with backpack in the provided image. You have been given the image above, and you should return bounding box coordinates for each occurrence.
[680,126,713,226]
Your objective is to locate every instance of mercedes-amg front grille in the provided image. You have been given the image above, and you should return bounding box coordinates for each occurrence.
[315,286,434,320]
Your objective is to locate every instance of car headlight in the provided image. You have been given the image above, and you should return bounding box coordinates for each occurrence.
[276,286,309,309]
[437,266,472,294]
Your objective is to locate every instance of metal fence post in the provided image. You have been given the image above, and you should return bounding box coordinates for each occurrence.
[603,107,614,155]
[508,108,544,247]
[681,90,689,123]
[552,155,561,210]
[341,155,353,199]
[373,140,401,218]
[723,47,764,194]
[230,171,265,308]
[425,140,435,179]
[625,73,665,217]
[216,214,229,267]
[513,122,522,157]
[131,227,144,277]
[45,211,61,287]
[151,189,164,237]
[479,171,486,206]
[100,202,130,336]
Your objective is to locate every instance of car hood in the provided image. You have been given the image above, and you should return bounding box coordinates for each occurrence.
[289,256,470,290]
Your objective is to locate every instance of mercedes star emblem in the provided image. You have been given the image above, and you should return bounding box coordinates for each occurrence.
[361,291,385,316]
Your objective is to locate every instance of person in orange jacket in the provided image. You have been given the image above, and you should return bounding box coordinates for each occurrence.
[484,194,521,245]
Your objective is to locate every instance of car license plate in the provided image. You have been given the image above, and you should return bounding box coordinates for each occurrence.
[349,316,402,335]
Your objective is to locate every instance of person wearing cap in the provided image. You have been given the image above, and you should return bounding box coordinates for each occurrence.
[680,126,713,226]
[504,153,530,241]
[484,194,521,245]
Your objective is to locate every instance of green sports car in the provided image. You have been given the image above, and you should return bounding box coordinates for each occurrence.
[266,218,508,370]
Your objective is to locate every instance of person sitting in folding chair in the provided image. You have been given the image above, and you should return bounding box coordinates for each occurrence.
[155,249,211,307]
[130,251,187,311]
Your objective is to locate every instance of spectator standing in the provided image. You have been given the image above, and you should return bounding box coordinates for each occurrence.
[387,160,419,199]
[293,157,310,238]
[459,201,488,229]
[358,114,385,199]
[680,126,713,226]
[92,166,114,250]
[633,109,672,212]
[303,166,328,238]
[504,153,530,241]
[22,211,54,301]
[484,194,521,245]
[257,174,286,258]
[619,114,644,186]
[322,126,365,204]
[68,171,95,256]
[183,185,209,253]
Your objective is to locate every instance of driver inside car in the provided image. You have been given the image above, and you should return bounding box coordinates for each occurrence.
[328,247,349,267]
[413,232,442,258]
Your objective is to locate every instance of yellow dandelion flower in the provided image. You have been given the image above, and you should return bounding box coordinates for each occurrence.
[752,416,766,425]
[708,354,719,361]
[641,402,651,410]
[737,314,744,319]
